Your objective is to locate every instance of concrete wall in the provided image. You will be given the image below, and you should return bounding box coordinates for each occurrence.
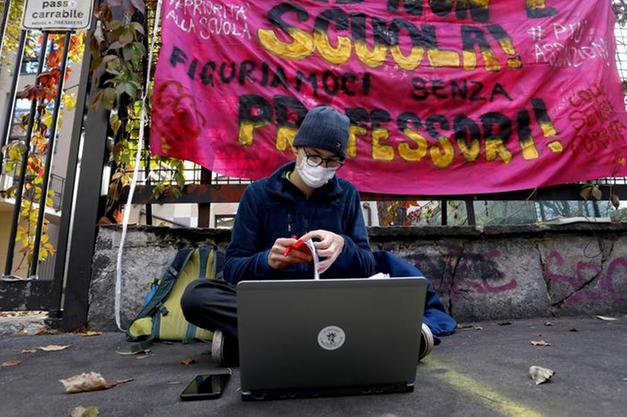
[88,224,627,330]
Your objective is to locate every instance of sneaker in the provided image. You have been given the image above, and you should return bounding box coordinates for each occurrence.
[211,330,239,366]
[418,323,434,361]
[211,330,225,363]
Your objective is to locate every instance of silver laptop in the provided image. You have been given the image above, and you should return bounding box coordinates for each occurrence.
[236,277,427,400]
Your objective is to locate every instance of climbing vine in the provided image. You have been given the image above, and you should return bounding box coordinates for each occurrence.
[89,0,185,222]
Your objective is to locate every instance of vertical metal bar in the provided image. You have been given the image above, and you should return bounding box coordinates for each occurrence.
[4,31,48,277]
[0,0,11,57]
[592,200,601,217]
[49,19,97,321]
[465,199,476,226]
[0,30,26,172]
[29,33,71,276]
[141,8,152,226]
[441,200,448,226]
[144,149,152,225]
[56,63,109,330]
[198,168,212,227]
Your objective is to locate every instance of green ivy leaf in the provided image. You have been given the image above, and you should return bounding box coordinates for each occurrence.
[591,186,602,201]
[580,185,593,201]
[111,141,124,162]
[108,41,124,50]
[116,82,138,100]
[130,22,145,35]
[119,29,134,46]
[108,20,123,31]
[130,0,147,15]
[102,87,116,110]
[175,171,186,188]
[110,113,122,135]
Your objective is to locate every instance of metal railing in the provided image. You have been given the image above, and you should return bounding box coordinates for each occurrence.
[0,25,74,278]
[129,2,627,191]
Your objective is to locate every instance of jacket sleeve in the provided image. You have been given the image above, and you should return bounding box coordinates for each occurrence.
[223,186,272,285]
[324,186,376,278]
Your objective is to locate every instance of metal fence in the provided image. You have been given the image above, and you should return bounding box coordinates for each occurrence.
[125,3,627,227]
[0,0,97,328]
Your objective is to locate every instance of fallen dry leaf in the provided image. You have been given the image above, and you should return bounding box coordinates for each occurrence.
[78,331,103,337]
[37,344,71,352]
[136,354,150,360]
[1,360,22,367]
[16,330,28,336]
[544,321,553,326]
[458,324,485,330]
[168,381,182,385]
[69,405,99,417]
[34,327,49,335]
[114,378,134,386]
[596,315,618,321]
[529,366,555,385]
[21,348,37,354]
[180,358,196,366]
[116,349,150,356]
[531,340,552,347]
[59,372,134,394]
[0,310,45,317]
[60,372,108,393]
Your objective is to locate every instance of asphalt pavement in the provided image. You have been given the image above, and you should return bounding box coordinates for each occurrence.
[1,317,626,417]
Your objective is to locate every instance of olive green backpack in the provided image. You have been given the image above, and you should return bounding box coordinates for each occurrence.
[125,244,217,352]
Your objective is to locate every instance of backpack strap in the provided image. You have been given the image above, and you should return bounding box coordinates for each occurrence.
[121,314,161,355]
[135,247,195,320]
[182,245,213,343]
[198,245,211,279]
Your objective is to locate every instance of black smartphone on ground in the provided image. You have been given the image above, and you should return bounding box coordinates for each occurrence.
[180,369,232,401]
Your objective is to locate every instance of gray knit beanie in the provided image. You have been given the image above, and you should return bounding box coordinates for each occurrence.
[293,105,349,159]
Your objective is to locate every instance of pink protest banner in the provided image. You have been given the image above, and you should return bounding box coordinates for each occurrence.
[150,0,627,195]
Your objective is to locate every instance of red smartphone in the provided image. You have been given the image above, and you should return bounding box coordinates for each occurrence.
[283,237,312,257]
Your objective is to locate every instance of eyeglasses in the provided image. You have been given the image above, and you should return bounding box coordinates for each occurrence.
[303,150,344,169]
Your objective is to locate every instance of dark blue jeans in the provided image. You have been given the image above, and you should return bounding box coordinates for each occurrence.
[181,279,239,340]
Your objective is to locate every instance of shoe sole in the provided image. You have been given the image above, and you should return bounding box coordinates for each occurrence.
[419,323,434,361]
[211,330,224,364]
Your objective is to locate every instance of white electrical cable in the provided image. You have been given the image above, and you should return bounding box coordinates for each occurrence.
[115,0,164,332]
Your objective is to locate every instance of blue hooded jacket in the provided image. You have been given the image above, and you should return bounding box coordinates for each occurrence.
[224,162,376,284]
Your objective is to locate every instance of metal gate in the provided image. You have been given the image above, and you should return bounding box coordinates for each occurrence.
[0,0,108,329]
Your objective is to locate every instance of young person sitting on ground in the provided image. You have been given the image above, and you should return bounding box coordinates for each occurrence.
[181,105,436,365]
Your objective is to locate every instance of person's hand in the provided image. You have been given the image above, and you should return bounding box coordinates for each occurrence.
[299,230,345,274]
[267,237,313,270]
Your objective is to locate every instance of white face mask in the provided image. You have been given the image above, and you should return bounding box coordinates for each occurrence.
[296,154,337,188]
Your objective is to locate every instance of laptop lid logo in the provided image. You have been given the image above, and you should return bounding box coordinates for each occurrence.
[317,326,346,351]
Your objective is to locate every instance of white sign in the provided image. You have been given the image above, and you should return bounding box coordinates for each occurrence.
[21,0,94,31]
